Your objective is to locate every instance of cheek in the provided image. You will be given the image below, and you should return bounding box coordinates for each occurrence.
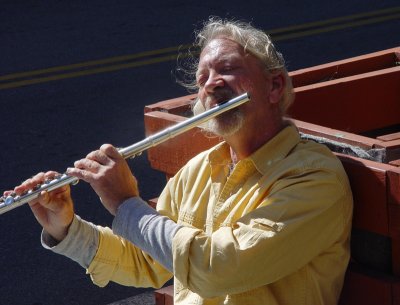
[235,78,259,97]
[227,75,253,92]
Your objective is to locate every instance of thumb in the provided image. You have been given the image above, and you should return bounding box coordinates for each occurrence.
[39,191,51,207]
[100,144,122,159]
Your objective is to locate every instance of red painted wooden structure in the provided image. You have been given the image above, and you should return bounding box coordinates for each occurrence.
[144,47,400,304]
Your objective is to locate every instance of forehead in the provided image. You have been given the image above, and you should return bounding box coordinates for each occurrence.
[198,38,245,66]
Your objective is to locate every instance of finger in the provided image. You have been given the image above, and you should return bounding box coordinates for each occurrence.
[14,172,46,195]
[100,144,121,159]
[46,182,70,198]
[35,191,51,207]
[86,150,110,165]
[3,190,14,197]
[74,158,101,172]
[28,191,53,212]
[66,167,94,183]
[44,170,61,180]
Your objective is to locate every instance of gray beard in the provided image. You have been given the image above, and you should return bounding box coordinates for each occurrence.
[205,108,244,137]
[193,90,245,137]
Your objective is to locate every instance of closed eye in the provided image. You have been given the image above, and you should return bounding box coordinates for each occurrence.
[221,66,235,73]
[196,76,207,87]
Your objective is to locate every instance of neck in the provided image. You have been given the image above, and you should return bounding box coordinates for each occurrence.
[226,117,285,161]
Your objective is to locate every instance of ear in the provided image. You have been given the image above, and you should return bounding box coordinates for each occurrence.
[268,73,285,105]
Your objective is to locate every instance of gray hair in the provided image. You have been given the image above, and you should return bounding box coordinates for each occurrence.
[177,17,295,114]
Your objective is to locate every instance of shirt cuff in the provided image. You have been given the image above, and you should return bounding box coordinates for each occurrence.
[112,197,181,272]
[41,214,99,268]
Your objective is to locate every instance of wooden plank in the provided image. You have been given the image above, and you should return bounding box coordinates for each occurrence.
[293,118,378,150]
[378,132,400,142]
[154,285,174,305]
[339,264,394,305]
[388,168,400,235]
[390,160,400,167]
[376,139,400,163]
[337,154,389,236]
[289,67,400,134]
[144,111,220,177]
[388,168,400,275]
[144,94,197,116]
[290,47,400,88]
[392,278,400,305]
[148,197,158,209]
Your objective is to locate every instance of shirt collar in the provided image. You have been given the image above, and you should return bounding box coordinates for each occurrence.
[208,141,231,166]
[249,124,301,175]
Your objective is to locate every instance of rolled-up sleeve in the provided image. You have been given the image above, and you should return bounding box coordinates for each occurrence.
[87,225,172,288]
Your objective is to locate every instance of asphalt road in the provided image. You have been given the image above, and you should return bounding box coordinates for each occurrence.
[0,1,399,305]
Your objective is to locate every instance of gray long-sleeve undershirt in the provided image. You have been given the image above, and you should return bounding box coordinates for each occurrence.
[113,197,181,271]
[42,197,181,272]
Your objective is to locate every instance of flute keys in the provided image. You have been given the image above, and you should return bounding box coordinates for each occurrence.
[32,184,41,191]
[43,178,52,185]
[0,193,16,206]
[5,196,15,206]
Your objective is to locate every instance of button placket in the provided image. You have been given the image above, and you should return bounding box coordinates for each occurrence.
[213,160,254,222]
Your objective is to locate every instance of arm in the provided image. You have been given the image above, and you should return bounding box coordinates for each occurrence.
[112,197,181,272]
[41,214,98,268]
[64,144,173,287]
[87,223,172,288]
[9,146,172,289]
[40,207,173,288]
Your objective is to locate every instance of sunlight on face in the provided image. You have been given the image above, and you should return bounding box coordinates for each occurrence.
[195,38,261,137]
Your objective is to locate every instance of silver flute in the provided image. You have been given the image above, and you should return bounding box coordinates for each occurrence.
[0,93,250,215]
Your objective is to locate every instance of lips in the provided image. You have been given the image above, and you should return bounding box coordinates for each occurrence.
[214,98,228,106]
[213,94,236,106]
[207,97,229,109]
[204,88,237,109]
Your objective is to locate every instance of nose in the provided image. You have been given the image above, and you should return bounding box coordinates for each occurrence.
[204,71,225,93]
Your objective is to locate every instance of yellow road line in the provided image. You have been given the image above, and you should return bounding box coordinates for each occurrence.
[268,6,400,34]
[0,54,180,90]
[272,12,400,41]
[1,7,399,90]
[0,46,185,82]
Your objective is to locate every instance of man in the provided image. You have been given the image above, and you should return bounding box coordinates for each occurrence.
[10,18,353,304]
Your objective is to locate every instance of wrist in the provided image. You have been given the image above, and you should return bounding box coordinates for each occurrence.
[49,214,74,242]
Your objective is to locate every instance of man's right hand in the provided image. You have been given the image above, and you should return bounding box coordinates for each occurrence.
[5,171,75,242]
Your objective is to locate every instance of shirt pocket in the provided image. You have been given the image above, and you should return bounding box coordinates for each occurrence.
[252,218,284,233]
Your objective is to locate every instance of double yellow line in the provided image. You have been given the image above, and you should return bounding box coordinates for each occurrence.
[1,6,399,90]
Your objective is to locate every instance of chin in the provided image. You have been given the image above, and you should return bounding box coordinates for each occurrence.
[207,109,244,137]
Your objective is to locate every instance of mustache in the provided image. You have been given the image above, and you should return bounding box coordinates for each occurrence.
[204,88,236,107]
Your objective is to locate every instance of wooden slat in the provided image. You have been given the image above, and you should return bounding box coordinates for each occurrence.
[339,263,394,305]
[154,285,174,305]
[144,94,197,116]
[290,47,400,88]
[378,132,400,142]
[144,111,220,177]
[337,154,390,236]
[288,67,400,134]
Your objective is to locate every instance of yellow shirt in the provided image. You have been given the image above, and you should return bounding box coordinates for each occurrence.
[88,125,353,305]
